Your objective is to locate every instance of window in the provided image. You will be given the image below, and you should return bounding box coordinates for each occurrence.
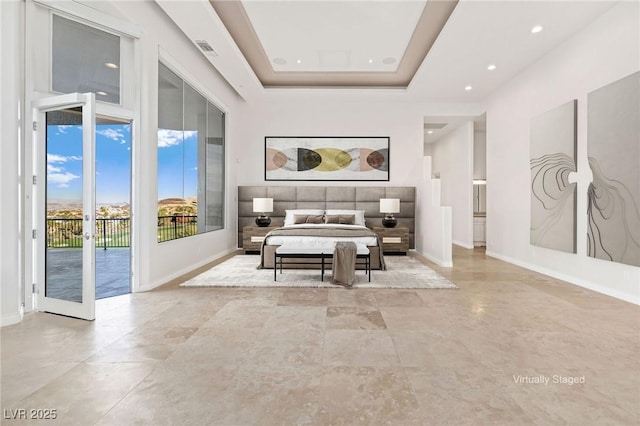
[157,62,225,242]
[52,14,121,104]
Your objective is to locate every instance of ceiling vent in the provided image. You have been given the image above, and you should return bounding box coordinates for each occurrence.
[424,123,448,130]
[194,40,219,57]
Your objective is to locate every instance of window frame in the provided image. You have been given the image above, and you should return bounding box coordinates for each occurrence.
[157,52,228,241]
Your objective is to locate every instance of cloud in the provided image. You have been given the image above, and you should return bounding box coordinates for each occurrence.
[157,129,198,148]
[47,153,82,163]
[47,171,80,186]
[47,153,81,187]
[157,129,183,148]
[97,128,125,141]
[55,125,74,135]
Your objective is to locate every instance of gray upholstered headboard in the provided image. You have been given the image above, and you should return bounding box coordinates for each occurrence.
[237,186,415,248]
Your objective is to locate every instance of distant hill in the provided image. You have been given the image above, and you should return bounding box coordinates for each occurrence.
[157,197,198,216]
[158,198,184,205]
[47,201,130,219]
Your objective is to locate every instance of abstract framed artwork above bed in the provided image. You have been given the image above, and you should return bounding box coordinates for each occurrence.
[265,136,389,181]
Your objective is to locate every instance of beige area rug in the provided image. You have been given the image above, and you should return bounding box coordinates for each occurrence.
[180,255,457,289]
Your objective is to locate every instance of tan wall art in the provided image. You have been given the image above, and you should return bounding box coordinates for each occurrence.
[265,137,389,181]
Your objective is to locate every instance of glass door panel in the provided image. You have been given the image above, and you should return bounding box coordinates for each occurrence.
[45,108,85,303]
[34,93,95,320]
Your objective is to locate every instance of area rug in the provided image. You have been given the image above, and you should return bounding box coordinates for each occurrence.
[180,255,457,289]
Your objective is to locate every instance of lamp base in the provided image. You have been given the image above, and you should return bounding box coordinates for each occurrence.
[382,215,397,228]
[255,215,271,227]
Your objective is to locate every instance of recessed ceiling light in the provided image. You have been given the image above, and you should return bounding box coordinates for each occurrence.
[465,85,473,91]
[382,57,396,65]
[296,59,302,64]
[104,62,119,69]
[531,25,543,34]
[427,130,433,134]
[368,59,373,64]
[96,91,107,96]
[273,57,287,65]
[487,64,496,71]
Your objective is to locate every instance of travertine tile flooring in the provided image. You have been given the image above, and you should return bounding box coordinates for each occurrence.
[2,248,639,425]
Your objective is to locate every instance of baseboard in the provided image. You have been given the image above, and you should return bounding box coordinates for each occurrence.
[1,311,23,327]
[485,250,639,305]
[453,240,474,250]
[415,249,453,268]
[140,248,238,292]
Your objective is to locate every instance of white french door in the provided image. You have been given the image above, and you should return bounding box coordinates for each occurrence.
[32,93,96,320]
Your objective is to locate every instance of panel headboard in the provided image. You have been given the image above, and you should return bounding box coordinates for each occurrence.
[238,186,416,248]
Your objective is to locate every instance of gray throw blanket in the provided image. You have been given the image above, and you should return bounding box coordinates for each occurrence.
[332,242,357,286]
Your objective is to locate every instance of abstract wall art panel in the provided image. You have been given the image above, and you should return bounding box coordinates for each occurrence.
[587,71,640,267]
[265,137,389,181]
[529,100,577,253]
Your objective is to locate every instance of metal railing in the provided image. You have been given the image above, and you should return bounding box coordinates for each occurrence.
[47,215,199,248]
[157,215,198,242]
[47,218,131,249]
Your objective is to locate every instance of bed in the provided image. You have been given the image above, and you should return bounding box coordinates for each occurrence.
[237,185,416,269]
[259,209,386,270]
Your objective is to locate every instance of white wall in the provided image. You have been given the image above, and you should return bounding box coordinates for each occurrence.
[417,157,453,266]
[235,94,425,187]
[485,2,640,304]
[429,121,474,248]
[234,94,482,259]
[113,1,242,291]
[473,127,486,180]
[0,0,25,326]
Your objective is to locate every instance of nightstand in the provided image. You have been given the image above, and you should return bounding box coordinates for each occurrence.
[243,226,277,254]
[373,226,409,255]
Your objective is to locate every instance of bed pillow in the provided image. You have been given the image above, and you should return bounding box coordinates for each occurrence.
[325,214,356,225]
[284,209,324,226]
[324,209,365,226]
[293,214,324,224]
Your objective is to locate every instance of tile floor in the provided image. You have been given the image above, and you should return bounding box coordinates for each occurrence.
[1,247,639,425]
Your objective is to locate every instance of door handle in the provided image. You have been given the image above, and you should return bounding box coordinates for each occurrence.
[84,233,91,240]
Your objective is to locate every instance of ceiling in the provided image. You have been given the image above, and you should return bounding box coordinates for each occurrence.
[156,0,618,103]
[424,114,486,145]
[210,0,457,87]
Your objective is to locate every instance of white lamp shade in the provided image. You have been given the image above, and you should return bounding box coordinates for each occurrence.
[380,198,400,214]
[253,198,273,213]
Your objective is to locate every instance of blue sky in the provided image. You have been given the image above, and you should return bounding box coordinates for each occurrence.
[47,124,132,204]
[157,129,198,200]
[47,125,199,205]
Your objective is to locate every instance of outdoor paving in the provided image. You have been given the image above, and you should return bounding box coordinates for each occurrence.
[46,248,130,301]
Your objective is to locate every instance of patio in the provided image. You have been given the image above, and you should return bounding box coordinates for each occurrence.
[46,248,130,301]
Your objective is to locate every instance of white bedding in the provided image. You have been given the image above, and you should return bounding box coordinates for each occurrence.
[264,224,378,247]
